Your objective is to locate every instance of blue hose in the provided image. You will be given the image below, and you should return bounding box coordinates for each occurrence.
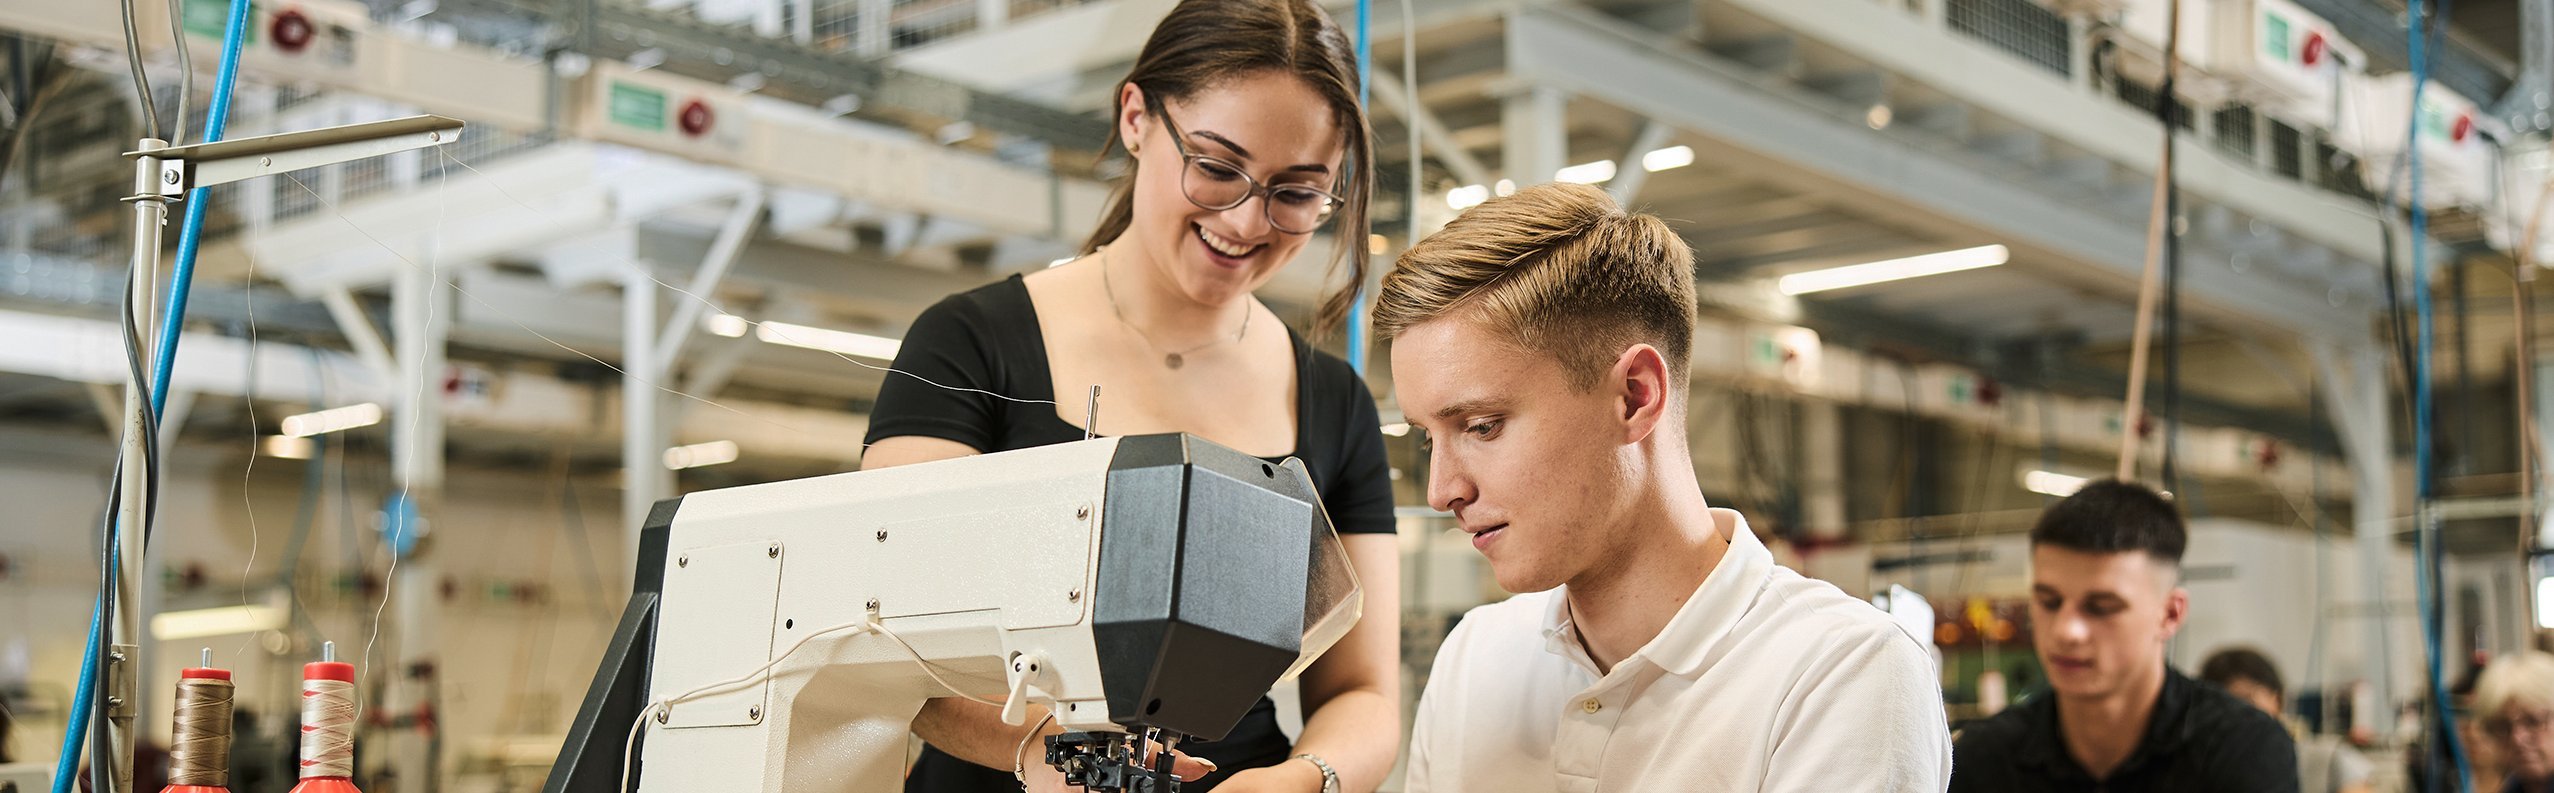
[149,0,253,414]
[48,576,104,793]
[54,1,253,790]
[1346,0,1372,375]
[2404,2,2474,790]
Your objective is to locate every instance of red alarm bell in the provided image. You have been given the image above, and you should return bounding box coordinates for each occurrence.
[272,9,314,54]
[678,99,714,138]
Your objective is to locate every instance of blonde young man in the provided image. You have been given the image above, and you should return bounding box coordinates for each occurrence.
[1380,183,1951,792]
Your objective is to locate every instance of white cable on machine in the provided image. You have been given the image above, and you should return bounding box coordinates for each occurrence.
[617,615,1005,793]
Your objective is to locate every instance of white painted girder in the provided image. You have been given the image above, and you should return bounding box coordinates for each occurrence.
[1508,5,2368,343]
[1705,0,2389,268]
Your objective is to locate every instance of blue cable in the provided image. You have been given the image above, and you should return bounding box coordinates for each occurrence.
[1346,0,1372,375]
[53,2,253,790]
[2404,2,2474,790]
[149,0,252,414]
[48,558,106,793]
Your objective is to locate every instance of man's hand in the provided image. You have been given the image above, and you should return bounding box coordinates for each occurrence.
[1200,759,1323,793]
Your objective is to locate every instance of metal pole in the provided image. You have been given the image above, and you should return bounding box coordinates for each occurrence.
[388,239,447,790]
[653,190,762,375]
[1370,70,1492,189]
[1501,85,1567,187]
[105,138,171,793]
[1802,400,1847,541]
[2314,341,2401,740]
[1607,120,1674,206]
[624,268,666,584]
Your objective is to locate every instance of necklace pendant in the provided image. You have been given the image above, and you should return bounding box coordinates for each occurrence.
[1165,353,1185,370]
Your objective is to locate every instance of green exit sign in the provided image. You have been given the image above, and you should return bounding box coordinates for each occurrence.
[610,81,668,132]
[184,0,254,44]
[2263,12,2292,61]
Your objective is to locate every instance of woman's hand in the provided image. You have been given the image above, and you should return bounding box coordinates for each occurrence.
[1202,760,1325,793]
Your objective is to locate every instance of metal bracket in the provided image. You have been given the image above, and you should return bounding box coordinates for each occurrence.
[106,643,138,719]
[128,115,465,196]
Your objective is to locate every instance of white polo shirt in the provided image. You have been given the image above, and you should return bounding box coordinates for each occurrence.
[1405,509,1951,793]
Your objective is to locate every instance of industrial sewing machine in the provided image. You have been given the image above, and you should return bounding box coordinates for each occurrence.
[542,434,1360,793]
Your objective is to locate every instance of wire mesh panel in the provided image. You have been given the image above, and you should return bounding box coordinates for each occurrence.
[2112,79,2195,131]
[2312,138,2373,199]
[1947,0,2073,78]
[201,183,247,239]
[811,0,861,52]
[1008,0,1087,16]
[808,0,1106,55]
[427,124,558,178]
[274,173,324,222]
[21,183,121,263]
[275,83,326,113]
[891,0,981,48]
[339,157,394,204]
[2212,105,2256,160]
[2270,120,2302,180]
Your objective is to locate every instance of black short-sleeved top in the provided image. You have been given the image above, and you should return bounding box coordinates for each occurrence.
[865,274,1396,792]
[1949,666,2301,793]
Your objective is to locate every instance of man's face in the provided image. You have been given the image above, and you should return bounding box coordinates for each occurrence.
[1390,314,1659,594]
[2029,546,2187,700]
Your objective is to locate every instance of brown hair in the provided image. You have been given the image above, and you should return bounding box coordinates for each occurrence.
[1080,0,1375,335]
[1373,182,1696,388]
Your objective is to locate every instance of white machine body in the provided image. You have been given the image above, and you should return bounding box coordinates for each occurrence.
[599,434,1358,793]
[636,438,1121,792]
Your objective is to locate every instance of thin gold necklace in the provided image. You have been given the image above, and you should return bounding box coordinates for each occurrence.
[1101,245,1251,370]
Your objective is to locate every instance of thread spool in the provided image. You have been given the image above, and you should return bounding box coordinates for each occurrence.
[290,644,362,793]
[165,650,234,793]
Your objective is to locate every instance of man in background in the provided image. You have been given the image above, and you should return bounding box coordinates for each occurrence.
[2199,646,2373,793]
[1949,479,2297,792]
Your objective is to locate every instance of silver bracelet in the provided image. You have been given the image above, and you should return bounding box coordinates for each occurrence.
[1292,753,1339,793]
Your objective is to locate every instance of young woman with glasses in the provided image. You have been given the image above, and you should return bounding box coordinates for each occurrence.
[860,1,1398,791]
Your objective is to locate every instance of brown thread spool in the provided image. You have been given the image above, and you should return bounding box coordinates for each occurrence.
[167,662,235,790]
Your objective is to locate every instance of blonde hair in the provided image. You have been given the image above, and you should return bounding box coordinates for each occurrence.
[1373,182,1696,388]
[2477,651,2554,725]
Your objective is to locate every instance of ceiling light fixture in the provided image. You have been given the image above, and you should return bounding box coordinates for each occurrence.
[755,322,901,361]
[1777,244,2011,296]
[1642,145,1695,172]
[280,403,384,438]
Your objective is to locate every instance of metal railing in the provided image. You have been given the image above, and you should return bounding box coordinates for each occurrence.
[1925,0,2371,203]
[1946,0,2073,78]
[802,0,1097,55]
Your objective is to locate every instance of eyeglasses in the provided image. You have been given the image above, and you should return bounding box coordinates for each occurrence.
[1146,97,1343,235]
[2489,708,2554,738]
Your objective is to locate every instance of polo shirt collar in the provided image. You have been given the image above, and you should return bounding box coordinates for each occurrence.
[1536,509,1772,678]
[2014,665,2202,778]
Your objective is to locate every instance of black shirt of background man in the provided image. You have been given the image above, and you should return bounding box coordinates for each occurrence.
[1949,665,2300,793]
[864,274,1398,793]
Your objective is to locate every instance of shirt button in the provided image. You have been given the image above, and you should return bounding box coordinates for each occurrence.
[1581,699,1602,714]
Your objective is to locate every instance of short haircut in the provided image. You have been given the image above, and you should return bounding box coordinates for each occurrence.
[1372,182,1696,389]
[2199,646,2285,700]
[2475,651,2554,725]
[2029,479,2187,564]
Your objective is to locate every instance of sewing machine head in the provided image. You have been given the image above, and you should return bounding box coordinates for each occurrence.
[544,434,1360,793]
